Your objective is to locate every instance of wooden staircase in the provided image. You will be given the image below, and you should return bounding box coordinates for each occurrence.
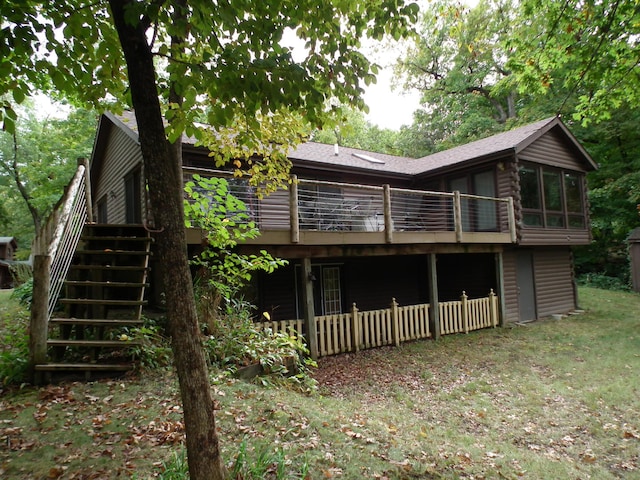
[35,224,152,381]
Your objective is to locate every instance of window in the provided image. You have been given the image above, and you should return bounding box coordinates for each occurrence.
[322,267,342,315]
[124,168,142,224]
[295,264,343,317]
[97,195,108,223]
[519,163,585,229]
[448,169,498,232]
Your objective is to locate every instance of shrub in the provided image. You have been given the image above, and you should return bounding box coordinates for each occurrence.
[203,298,317,392]
[577,273,631,292]
[0,300,30,386]
[11,277,33,307]
[126,317,173,371]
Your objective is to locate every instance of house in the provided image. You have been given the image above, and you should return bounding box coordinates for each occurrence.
[29,112,596,377]
[0,236,18,289]
[90,112,595,324]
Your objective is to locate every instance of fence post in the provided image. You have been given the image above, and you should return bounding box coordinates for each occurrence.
[350,303,360,353]
[461,291,469,334]
[29,254,51,384]
[391,298,400,347]
[454,191,463,243]
[383,184,393,243]
[290,174,300,244]
[489,289,498,327]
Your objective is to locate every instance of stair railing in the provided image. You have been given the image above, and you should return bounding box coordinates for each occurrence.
[29,158,93,378]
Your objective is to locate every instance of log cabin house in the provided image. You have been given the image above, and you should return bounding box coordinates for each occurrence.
[29,112,596,378]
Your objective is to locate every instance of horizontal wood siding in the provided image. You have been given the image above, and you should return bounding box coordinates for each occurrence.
[502,249,520,323]
[533,247,576,317]
[520,227,591,246]
[258,190,290,230]
[519,129,590,172]
[94,127,143,224]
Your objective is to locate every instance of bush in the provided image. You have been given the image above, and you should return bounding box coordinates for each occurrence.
[203,299,317,392]
[0,300,30,386]
[576,273,631,292]
[11,277,33,307]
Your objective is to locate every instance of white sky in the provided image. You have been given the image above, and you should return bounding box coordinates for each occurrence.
[362,49,420,131]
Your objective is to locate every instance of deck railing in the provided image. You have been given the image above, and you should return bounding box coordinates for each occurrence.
[258,292,498,358]
[182,168,517,243]
[30,159,93,373]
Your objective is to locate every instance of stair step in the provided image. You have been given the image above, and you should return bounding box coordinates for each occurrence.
[64,280,149,288]
[47,339,140,348]
[81,236,152,242]
[34,363,133,372]
[76,250,151,256]
[59,299,147,306]
[70,265,148,271]
[50,318,144,326]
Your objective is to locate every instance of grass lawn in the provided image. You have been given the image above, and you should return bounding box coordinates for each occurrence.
[1,286,639,479]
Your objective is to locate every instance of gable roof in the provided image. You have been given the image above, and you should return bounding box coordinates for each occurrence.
[411,117,597,175]
[0,237,17,246]
[95,113,596,178]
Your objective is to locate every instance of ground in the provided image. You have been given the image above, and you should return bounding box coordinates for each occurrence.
[1,286,639,479]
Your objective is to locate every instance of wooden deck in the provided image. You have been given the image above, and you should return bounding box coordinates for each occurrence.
[184,171,516,247]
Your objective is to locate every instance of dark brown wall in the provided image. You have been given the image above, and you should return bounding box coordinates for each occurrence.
[502,249,520,323]
[343,255,429,311]
[436,253,497,301]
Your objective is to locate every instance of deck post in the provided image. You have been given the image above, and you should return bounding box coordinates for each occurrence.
[78,157,94,223]
[428,253,441,340]
[290,175,300,244]
[390,298,400,347]
[301,258,318,359]
[453,191,463,243]
[495,252,506,327]
[461,291,469,333]
[383,184,393,243]
[507,196,516,243]
[350,302,360,353]
[29,254,51,384]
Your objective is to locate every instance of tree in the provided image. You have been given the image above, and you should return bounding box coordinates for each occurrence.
[312,107,402,155]
[396,0,520,152]
[508,0,640,124]
[0,1,419,478]
[0,104,97,254]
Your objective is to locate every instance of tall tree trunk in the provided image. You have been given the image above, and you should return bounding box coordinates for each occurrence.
[108,1,224,479]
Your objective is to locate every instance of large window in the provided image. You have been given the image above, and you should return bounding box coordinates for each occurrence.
[519,163,585,229]
[448,169,498,232]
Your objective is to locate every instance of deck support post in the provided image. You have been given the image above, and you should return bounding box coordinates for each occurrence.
[290,174,299,244]
[383,184,393,243]
[301,257,318,359]
[495,252,506,327]
[390,298,400,347]
[428,253,441,340]
[29,254,51,385]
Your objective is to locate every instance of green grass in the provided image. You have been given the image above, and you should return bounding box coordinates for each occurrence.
[1,286,639,478]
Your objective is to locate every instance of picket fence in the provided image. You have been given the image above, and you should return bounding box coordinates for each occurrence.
[258,290,499,358]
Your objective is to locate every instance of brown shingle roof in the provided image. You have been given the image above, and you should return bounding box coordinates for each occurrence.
[105,113,595,176]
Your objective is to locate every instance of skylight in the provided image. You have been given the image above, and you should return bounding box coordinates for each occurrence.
[352,153,385,164]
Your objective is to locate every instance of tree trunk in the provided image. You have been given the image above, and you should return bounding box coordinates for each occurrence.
[108,1,224,479]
